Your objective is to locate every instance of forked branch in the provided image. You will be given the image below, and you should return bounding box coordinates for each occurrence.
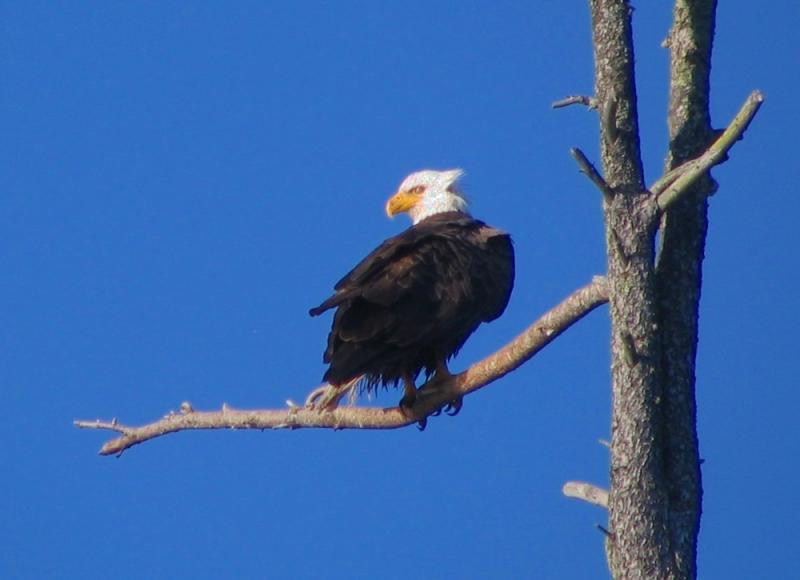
[567,91,764,214]
[652,90,764,210]
[76,277,608,456]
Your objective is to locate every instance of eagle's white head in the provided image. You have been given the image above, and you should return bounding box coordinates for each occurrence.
[385,168,469,225]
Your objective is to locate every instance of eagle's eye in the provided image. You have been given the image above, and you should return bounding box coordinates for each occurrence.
[408,185,426,195]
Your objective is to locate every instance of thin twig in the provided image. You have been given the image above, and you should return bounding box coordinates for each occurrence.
[596,524,613,538]
[552,95,598,110]
[652,90,764,210]
[571,148,615,202]
[563,481,610,509]
[76,277,609,456]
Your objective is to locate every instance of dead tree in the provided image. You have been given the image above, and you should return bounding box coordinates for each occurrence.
[561,1,760,578]
[77,1,761,577]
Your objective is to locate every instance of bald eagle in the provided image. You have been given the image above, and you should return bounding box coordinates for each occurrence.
[310,169,514,413]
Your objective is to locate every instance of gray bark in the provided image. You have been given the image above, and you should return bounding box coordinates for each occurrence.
[588,1,677,578]
[656,1,718,577]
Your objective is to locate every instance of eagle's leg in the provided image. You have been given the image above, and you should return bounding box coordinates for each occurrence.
[420,360,462,416]
[398,374,428,430]
[435,360,462,416]
[398,373,418,411]
[434,359,452,381]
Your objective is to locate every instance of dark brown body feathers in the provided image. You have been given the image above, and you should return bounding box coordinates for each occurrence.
[310,211,514,391]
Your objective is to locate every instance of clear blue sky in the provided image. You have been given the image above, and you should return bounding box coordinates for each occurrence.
[2,2,797,579]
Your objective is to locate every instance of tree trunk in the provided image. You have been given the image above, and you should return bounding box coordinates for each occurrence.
[655,1,717,577]
[588,0,717,577]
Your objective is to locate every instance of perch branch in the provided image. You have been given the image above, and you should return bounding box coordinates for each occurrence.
[563,481,609,509]
[76,276,608,456]
[651,90,764,210]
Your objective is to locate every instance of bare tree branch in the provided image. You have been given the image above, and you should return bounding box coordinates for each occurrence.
[76,277,609,456]
[563,481,609,509]
[552,95,598,109]
[653,90,763,210]
[571,147,615,202]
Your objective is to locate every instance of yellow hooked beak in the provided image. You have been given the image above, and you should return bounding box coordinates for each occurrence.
[385,189,423,218]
